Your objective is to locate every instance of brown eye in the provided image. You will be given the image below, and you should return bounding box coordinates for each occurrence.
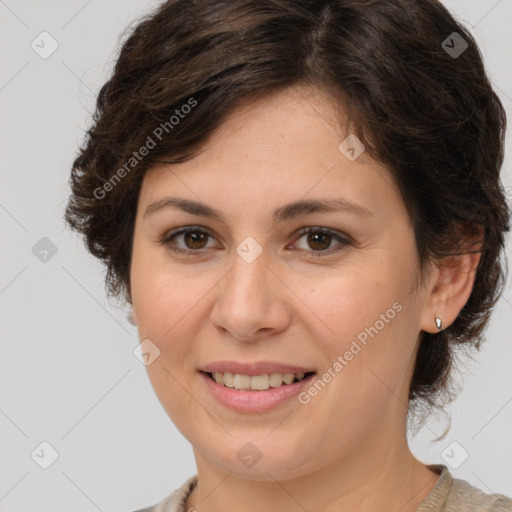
[291,227,350,257]
[161,227,215,254]
[306,231,332,251]
[183,230,209,249]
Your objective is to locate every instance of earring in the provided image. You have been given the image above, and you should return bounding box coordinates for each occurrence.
[435,314,442,330]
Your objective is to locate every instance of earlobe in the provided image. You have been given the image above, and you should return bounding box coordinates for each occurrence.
[126,286,137,325]
[127,308,137,325]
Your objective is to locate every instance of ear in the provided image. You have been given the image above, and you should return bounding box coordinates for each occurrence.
[419,224,483,333]
[125,288,137,325]
[127,308,138,325]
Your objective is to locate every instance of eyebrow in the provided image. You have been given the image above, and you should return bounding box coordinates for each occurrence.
[143,196,375,223]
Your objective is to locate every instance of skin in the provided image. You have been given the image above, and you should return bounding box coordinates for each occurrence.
[129,85,481,512]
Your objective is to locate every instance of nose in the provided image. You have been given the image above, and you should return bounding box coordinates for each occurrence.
[209,246,292,342]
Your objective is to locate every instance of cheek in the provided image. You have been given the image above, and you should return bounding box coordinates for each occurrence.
[298,264,405,346]
[305,264,418,399]
[130,264,209,424]
[130,241,205,336]
[132,279,205,362]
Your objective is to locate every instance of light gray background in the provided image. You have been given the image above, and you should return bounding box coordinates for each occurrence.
[0,1,511,511]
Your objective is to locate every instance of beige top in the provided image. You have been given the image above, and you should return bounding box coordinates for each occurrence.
[132,465,512,512]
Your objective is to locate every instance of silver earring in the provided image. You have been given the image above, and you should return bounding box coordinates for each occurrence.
[435,314,442,330]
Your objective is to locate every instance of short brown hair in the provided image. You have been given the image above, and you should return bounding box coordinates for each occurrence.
[64,0,510,418]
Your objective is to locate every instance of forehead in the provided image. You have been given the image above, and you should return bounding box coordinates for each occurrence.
[137,86,399,221]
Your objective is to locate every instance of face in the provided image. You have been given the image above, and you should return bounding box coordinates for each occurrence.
[130,86,435,480]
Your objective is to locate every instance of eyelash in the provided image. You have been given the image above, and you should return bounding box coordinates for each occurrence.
[159,226,350,258]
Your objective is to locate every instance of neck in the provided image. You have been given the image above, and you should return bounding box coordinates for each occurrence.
[185,422,440,512]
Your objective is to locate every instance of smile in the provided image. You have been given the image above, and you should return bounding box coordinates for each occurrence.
[208,371,313,391]
[199,370,317,413]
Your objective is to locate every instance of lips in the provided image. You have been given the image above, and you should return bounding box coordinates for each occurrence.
[198,360,318,413]
[200,370,316,413]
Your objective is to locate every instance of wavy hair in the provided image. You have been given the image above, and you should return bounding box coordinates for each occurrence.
[64,0,510,420]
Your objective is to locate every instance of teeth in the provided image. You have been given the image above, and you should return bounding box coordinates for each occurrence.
[251,374,269,390]
[222,372,234,387]
[233,374,251,390]
[210,371,309,391]
[269,373,284,387]
[282,373,294,385]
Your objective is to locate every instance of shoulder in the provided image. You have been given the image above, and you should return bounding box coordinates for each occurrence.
[419,464,512,512]
[127,475,198,512]
[445,475,512,512]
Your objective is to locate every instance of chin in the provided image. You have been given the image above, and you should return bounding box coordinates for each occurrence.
[195,436,320,481]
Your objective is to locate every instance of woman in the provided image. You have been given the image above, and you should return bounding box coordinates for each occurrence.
[64,0,512,510]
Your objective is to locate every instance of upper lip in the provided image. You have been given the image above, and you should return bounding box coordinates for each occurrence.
[200,361,315,376]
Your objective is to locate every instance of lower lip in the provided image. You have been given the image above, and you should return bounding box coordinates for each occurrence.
[199,371,315,413]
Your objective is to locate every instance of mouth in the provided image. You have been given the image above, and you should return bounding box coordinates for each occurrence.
[198,360,318,412]
[202,370,316,392]
[199,369,317,413]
